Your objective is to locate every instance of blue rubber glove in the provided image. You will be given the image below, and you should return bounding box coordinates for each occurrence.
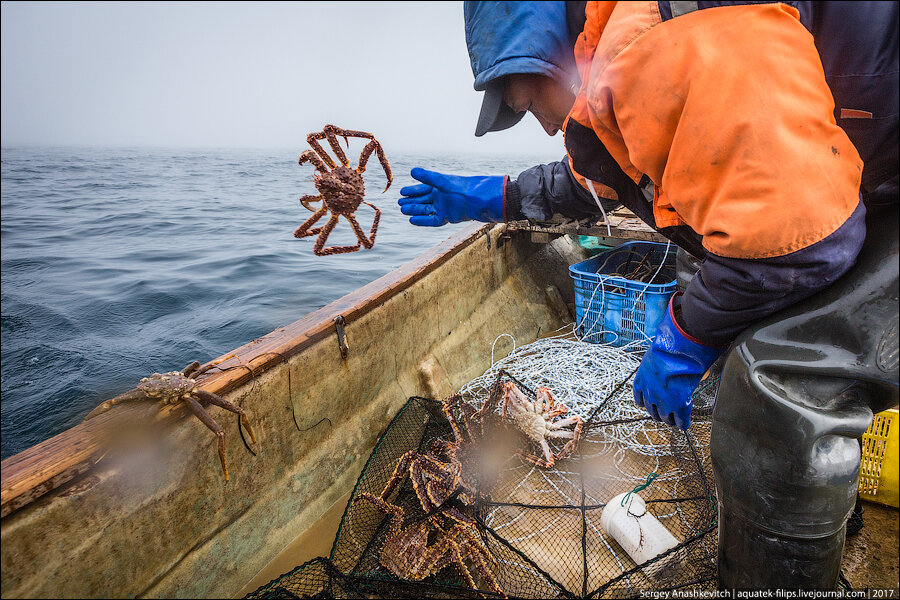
[633,294,725,430]
[398,167,505,226]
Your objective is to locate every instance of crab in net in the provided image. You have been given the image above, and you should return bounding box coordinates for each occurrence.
[480,372,584,469]
[358,395,497,528]
[353,394,510,596]
[84,360,257,482]
[353,494,506,598]
[293,124,393,256]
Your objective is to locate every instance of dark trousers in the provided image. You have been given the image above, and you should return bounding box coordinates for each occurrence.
[711,183,898,589]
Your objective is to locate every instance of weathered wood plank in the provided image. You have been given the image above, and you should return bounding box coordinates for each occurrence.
[506,209,667,242]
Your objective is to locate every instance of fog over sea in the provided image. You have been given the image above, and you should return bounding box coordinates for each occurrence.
[1,146,557,459]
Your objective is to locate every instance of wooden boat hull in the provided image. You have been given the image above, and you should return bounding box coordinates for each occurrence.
[0,224,589,598]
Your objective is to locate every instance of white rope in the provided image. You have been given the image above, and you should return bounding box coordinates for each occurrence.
[491,333,517,366]
[585,178,612,237]
[460,327,712,560]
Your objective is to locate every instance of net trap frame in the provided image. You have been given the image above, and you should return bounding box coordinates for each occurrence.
[247,358,720,599]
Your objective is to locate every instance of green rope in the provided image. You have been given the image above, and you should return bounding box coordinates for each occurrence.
[622,472,657,507]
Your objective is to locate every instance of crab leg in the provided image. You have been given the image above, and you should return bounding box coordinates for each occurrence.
[556,417,583,459]
[194,390,257,446]
[550,416,581,429]
[459,530,507,598]
[379,450,418,500]
[357,139,393,192]
[182,354,240,379]
[442,395,468,443]
[299,193,323,212]
[345,207,380,250]
[515,449,555,469]
[443,394,479,442]
[293,206,328,239]
[474,376,504,420]
[322,125,392,191]
[353,493,405,540]
[536,386,554,413]
[539,437,554,466]
[458,401,479,440]
[548,430,576,438]
[408,531,475,582]
[410,455,462,510]
[315,215,367,256]
[506,382,532,408]
[298,149,330,174]
[516,436,556,468]
[183,396,230,482]
[305,132,337,169]
[410,457,442,513]
[503,382,532,415]
[321,124,351,167]
[84,388,148,419]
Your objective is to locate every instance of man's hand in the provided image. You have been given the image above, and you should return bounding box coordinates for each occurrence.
[633,294,725,430]
[398,167,505,226]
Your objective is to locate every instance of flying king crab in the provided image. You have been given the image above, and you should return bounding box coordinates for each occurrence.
[293,124,393,256]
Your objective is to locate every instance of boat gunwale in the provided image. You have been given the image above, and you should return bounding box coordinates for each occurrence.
[0,222,492,518]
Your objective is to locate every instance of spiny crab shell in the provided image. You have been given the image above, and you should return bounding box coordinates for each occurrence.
[511,408,558,442]
[506,384,566,442]
[138,371,197,404]
[316,166,365,215]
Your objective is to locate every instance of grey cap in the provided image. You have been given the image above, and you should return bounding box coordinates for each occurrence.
[475,78,526,137]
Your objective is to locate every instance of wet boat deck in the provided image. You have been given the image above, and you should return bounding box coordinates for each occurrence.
[843,502,900,590]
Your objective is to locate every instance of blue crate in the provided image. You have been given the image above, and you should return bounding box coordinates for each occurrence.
[569,241,677,347]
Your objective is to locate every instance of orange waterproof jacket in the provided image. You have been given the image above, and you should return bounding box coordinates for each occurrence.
[507,0,898,345]
[566,1,866,260]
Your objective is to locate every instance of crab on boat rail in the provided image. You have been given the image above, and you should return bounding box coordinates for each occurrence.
[84,359,258,482]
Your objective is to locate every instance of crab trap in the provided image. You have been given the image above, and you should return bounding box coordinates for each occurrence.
[247,361,720,599]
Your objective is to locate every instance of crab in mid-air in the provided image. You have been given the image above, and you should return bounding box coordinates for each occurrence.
[293,124,393,256]
[85,361,257,482]
[481,375,583,469]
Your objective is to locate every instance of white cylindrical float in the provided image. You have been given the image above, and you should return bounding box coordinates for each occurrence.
[600,492,681,577]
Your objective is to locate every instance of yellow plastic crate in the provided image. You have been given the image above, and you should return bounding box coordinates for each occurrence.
[859,408,899,507]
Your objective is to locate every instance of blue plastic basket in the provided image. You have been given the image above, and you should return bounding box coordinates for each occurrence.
[569,241,677,347]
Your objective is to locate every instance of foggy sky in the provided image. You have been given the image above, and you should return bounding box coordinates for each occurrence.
[1,1,565,156]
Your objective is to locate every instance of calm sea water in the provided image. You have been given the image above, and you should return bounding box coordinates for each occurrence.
[1,146,555,459]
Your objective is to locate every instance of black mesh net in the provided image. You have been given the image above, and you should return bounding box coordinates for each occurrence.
[247,370,720,599]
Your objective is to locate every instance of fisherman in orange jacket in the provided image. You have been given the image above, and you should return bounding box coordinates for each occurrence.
[399,1,898,590]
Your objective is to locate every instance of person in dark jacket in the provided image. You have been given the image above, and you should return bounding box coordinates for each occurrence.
[399,0,898,430]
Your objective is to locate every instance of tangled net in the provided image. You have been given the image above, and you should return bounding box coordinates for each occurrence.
[247,333,720,599]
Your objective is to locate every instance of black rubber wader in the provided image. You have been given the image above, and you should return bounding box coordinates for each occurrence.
[711,199,899,589]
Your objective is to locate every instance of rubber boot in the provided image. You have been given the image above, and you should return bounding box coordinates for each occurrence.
[712,200,898,589]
